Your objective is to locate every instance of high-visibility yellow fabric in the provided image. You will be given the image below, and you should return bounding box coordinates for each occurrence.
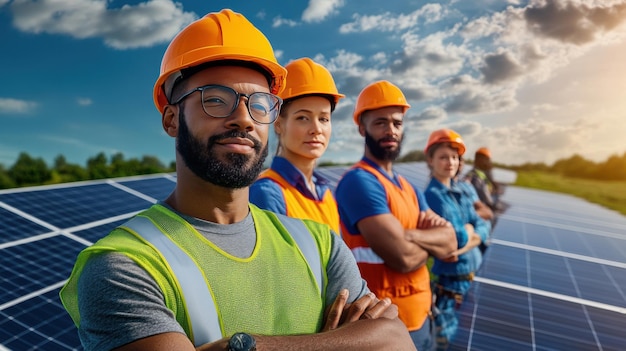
[60,204,332,341]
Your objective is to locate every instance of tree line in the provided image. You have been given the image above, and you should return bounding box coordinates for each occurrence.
[507,152,626,181]
[1,150,625,190]
[394,150,626,181]
[0,152,175,189]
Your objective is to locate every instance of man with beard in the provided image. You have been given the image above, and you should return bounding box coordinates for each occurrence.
[335,80,457,351]
[60,10,415,351]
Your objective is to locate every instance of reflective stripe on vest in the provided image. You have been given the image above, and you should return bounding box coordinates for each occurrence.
[278,214,324,294]
[123,213,323,346]
[124,215,221,346]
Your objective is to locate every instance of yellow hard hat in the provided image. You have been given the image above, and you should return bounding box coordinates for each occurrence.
[353,80,410,124]
[279,57,344,106]
[153,9,287,114]
[425,128,466,156]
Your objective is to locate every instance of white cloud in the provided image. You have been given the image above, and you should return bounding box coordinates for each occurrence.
[9,0,197,49]
[272,16,298,28]
[0,98,37,114]
[274,49,284,60]
[339,4,444,33]
[77,98,92,106]
[301,0,344,23]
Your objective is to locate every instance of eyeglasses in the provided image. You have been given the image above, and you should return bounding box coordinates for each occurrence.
[172,84,283,124]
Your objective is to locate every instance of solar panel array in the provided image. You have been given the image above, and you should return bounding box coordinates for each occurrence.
[1,163,624,350]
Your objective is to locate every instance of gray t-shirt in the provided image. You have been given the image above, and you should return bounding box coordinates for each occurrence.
[76,205,369,351]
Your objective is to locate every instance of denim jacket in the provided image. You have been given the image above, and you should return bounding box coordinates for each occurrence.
[424,177,490,276]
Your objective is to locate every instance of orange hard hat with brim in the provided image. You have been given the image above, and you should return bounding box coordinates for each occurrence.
[424,128,466,156]
[279,57,344,105]
[353,80,410,124]
[153,9,287,114]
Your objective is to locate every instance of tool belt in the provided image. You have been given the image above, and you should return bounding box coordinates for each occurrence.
[433,284,464,308]
[432,272,475,309]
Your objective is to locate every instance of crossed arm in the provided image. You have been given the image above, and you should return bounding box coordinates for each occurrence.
[115,291,415,351]
[357,209,457,273]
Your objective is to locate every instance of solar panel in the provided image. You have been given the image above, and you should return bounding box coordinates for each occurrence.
[1,164,624,350]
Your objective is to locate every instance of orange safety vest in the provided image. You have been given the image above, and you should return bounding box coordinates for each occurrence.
[259,169,340,234]
[341,160,431,331]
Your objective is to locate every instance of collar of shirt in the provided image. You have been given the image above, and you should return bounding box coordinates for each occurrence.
[270,156,330,200]
[429,177,463,196]
[361,156,402,187]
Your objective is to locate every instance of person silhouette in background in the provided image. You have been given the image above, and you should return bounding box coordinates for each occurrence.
[423,129,490,350]
[250,57,344,233]
[456,157,494,254]
[465,147,500,211]
[60,10,415,351]
[335,80,457,351]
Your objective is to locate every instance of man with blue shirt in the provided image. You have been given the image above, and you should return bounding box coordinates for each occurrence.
[335,80,457,351]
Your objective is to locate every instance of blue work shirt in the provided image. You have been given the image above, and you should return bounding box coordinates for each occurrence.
[335,157,430,234]
[250,156,333,215]
[424,177,489,276]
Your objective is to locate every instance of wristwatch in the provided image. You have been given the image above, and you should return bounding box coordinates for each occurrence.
[227,332,257,351]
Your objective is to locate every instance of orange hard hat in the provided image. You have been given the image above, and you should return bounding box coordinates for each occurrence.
[153,9,287,114]
[424,128,466,156]
[353,80,410,124]
[279,57,345,105]
[475,147,491,158]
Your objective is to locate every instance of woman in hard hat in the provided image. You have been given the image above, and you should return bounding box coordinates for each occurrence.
[423,128,490,350]
[250,57,344,233]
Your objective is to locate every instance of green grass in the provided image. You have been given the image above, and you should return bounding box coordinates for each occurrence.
[514,171,626,216]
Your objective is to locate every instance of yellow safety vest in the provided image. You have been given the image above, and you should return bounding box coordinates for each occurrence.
[60,204,332,346]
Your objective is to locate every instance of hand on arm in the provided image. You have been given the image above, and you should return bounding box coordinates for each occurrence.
[322,289,397,331]
[406,210,457,261]
[195,291,410,351]
[357,214,429,273]
[449,224,482,257]
[417,209,450,229]
[117,292,412,351]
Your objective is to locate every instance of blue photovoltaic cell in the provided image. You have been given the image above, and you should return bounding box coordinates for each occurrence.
[452,282,626,351]
[528,251,579,295]
[0,183,152,229]
[0,206,49,243]
[479,244,626,308]
[0,235,85,306]
[71,218,129,244]
[118,176,176,201]
[479,245,530,286]
[568,259,626,306]
[0,289,82,350]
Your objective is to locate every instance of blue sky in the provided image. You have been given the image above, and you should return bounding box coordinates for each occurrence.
[2,0,626,169]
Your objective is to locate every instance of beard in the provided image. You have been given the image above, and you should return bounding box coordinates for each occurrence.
[365,131,403,161]
[176,110,268,189]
